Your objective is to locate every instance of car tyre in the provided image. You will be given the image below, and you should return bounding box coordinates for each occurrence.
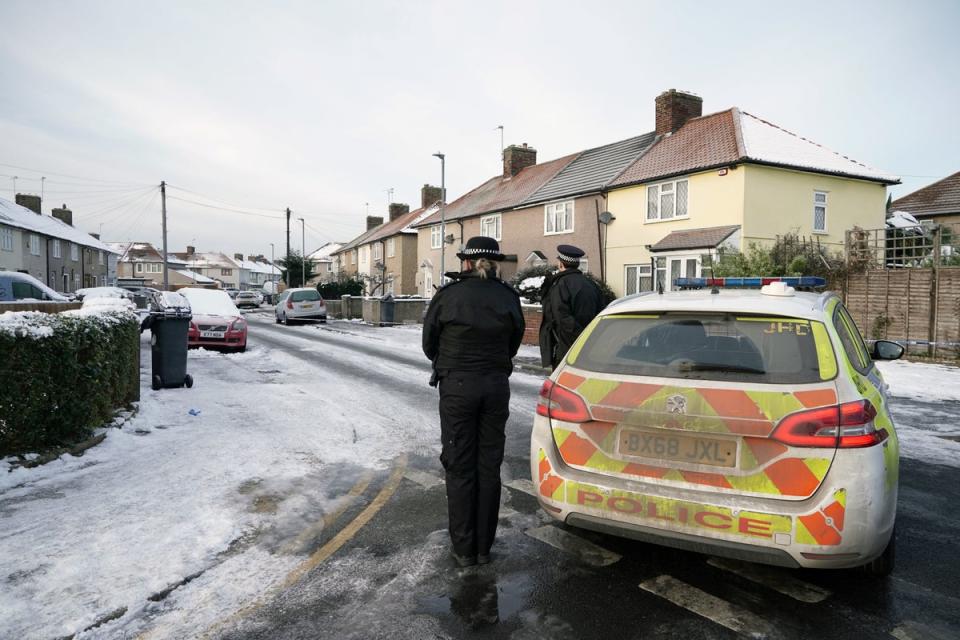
[275,314,281,324]
[862,527,895,578]
[184,374,194,388]
[282,313,290,326]
[237,344,247,353]
[152,374,162,391]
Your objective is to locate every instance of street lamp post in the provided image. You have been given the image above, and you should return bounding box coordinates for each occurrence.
[298,217,306,287]
[432,152,446,283]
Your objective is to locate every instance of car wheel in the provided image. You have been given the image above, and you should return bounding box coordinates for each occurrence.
[184,374,194,388]
[152,374,162,390]
[282,313,290,325]
[275,314,281,324]
[862,527,895,577]
[237,344,247,353]
[320,316,327,324]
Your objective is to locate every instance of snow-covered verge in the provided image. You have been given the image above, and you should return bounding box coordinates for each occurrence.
[876,360,960,404]
[0,333,440,639]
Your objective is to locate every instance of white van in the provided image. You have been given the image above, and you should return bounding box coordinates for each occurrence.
[0,270,69,302]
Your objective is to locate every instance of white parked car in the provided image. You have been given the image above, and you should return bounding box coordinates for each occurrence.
[274,288,327,325]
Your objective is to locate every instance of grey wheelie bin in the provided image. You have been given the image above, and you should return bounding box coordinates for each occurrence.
[144,291,194,390]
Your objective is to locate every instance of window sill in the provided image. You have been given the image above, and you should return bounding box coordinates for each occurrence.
[643,216,690,224]
[544,229,574,236]
[812,230,828,235]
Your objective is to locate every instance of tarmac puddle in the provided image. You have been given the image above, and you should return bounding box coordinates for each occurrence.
[415,571,532,628]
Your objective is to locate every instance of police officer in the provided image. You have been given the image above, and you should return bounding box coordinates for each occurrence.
[423,236,525,568]
[539,244,605,369]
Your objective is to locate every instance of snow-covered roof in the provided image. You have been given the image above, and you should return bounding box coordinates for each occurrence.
[401,205,439,234]
[175,269,215,283]
[737,110,898,183]
[233,258,278,274]
[308,242,343,262]
[0,197,117,253]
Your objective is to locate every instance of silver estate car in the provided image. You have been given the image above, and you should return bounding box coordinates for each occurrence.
[275,288,327,324]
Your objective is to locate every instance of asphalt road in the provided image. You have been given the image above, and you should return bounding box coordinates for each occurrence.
[217,312,960,640]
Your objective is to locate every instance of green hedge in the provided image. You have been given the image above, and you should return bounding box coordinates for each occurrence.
[0,309,140,457]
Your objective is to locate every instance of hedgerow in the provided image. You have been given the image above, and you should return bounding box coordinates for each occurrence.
[0,309,140,456]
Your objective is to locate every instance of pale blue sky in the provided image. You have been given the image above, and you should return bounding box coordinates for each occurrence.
[0,0,957,255]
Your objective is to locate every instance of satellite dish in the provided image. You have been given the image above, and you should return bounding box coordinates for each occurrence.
[598,211,616,225]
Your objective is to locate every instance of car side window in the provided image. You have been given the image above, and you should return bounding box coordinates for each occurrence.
[12,281,31,299]
[833,304,872,374]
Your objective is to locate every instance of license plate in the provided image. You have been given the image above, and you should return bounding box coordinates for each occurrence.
[618,429,736,467]
[301,304,313,309]
[200,330,225,338]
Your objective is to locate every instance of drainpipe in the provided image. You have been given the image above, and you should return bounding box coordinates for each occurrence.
[45,237,50,290]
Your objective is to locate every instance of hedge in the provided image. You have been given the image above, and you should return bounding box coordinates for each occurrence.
[0,308,140,457]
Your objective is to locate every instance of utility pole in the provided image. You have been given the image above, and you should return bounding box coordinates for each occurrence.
[285,207,291,287]
[433,153,446,282]
[161,180,169,290]
[298,217,305,287]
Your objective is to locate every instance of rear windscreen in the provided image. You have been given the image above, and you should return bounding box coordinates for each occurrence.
[571,314,833,384]
[291,290,321,302]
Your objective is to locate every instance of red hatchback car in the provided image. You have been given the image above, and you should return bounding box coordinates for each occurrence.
[180,288,248,352]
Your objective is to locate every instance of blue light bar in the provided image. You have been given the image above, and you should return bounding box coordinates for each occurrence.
[674,276,827,289]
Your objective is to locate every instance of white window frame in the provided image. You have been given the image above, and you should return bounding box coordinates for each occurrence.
[30,234,41,256]
[480,214,501,241]
[544,200,575,235]
[624,263,653,295]
[136,262,144,273]
[430,225,442,249]
[52,239,61,258]
[813,190,828,233]
[373,242,383,261]
[70,243,79,261]
[1,227,13,252]
[387,237,395,258]
[645,178,690,222]
[98,250,104,265]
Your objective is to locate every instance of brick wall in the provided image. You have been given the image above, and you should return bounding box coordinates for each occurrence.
[522,304,542,345]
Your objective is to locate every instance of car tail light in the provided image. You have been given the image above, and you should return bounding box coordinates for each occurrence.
[286,299,294,309]
[771,400,886,448]
[536,380,590,423]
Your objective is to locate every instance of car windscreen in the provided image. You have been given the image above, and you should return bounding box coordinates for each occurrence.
[570,313,834,384]
[291,290,321,302]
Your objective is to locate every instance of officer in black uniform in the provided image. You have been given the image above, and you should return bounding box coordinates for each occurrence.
[423,236,525,568]
[539,244,605,370]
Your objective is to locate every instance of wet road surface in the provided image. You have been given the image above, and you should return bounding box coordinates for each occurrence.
[218,313,960,639]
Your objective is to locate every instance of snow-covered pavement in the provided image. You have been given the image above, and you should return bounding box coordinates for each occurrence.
[2,317,959,639]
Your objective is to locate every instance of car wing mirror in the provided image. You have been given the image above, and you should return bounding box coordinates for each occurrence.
[872,340,905,361]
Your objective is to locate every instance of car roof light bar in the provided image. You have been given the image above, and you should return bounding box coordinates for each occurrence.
[674,276,827,290]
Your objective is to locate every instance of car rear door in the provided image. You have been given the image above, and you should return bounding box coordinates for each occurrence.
[544,313,842,501]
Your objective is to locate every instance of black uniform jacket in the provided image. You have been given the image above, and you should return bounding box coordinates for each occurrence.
[423,269,525,380]
[539,268,604,368]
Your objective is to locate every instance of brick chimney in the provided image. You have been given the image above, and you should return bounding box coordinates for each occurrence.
[15,194,41,215]
[503,143,537,177]
[186,245,195,255]
[234,252,243,261]
[366,215,384,231]
[388,203,410,221]
[655,89,703,136]
[421,184,443,208]
[52,204,73,226]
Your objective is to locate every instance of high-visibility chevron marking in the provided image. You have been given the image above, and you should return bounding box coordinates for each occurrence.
[525,525,621,566]
[764,458,822,497]
[795,388,838,408]
[639,575,774,637]
[707,557,831,603]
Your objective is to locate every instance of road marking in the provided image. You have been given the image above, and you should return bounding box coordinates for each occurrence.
[639,575,774,638]
[891,622,957,640]
[404,468,444,488]
[278,470,374,555]
[504,477,537,497]
[525,525,621,567]
[707,557,831,603]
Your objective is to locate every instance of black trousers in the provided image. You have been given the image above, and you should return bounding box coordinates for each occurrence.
[438,370,510,557]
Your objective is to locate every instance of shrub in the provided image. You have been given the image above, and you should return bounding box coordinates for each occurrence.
[512,265,616,306]
[317,276,364,299]
[0,308,139,456]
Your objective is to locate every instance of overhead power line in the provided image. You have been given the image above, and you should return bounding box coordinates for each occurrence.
[165,195,286,219]
[0,162,150,187]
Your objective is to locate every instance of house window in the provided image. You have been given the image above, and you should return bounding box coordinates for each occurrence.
[1,227,13,251]
[813,191,828,233]
[646,178,689,221]
[221,268,232,276]
[351,250,357,265]
[30,234,41,256]
[98,250,104,265]
[480,214,501,241]
[100,275,106,286]
[150,263,163,273]
[373,242,382,261]
[387,238,395,258]
[624,264,653,295]
[71,244,79,261]
[52,240,61,258]
[136,263,144,273]
[431,225,442,249]
[544,201,574,235]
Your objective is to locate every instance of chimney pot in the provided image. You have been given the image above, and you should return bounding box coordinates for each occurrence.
[187,245,195,255]
[503,143,537,177]
[366,215,384,231]
[655,89,703,136]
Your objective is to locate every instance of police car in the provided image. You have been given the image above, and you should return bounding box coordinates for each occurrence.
[530,277,903,576]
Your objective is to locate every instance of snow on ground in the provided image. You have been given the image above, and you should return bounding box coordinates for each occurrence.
[0,330,440,640]
[876,360,960,404]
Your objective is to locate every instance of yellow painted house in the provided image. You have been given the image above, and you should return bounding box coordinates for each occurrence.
[604,91,898,296]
